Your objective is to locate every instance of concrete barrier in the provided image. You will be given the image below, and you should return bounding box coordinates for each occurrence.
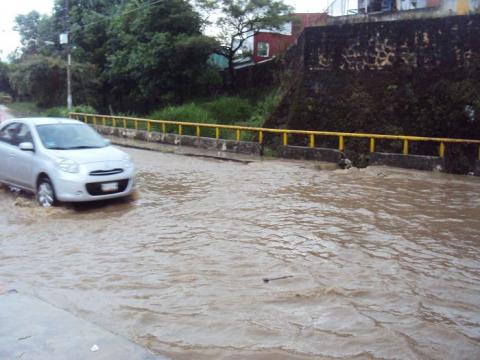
[279,146,447,172]
[94,125,262,156]
[277,145,342,163]
[370,153,445,172]
[93,125,480,176]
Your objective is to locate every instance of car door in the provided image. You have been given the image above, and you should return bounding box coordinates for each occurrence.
[7,123,36,189]
[0,122,20,183]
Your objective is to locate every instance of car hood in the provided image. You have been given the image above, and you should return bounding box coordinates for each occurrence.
[46,146,127,165]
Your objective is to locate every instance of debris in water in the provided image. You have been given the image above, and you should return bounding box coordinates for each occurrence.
[263,275,294,283]
[91,344,99,352]
[13,198,33,207]
[338,157,352,170]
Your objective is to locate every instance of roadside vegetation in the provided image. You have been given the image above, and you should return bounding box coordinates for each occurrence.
[0,0,292,129]
[4,102,41,117]
[6,102,96,118]
[147,93,281,140]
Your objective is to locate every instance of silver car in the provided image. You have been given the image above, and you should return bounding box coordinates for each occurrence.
[0,118,135,207]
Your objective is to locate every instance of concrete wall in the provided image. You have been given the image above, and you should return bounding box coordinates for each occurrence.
[370,152,444,171]
[265,14,480,174]
[277,146,343,162]
[304,15,480,72]
[94,125,262,155]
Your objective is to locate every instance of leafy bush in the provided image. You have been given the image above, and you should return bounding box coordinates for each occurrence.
[147,94,278,138]
[42,107,67,117]
[72,104,98,115]
[150,103,213,135]
[6,102,41,117]
[248,92,281,126]
[201,96,252,124]
[0,91,13,103]
[149,96,257,125]
[43,105,96,118]
[150,103,212,124]
[8,55,101,108]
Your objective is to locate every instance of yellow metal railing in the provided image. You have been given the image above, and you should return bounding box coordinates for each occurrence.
[69,112,480,160]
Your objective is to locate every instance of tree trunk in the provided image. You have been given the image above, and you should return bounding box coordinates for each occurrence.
[228,55,235,91]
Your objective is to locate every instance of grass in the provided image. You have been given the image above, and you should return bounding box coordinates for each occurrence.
[42,105,96,118]
[6,102,42,117]
[147,93,281,140]
[6,102,97,118]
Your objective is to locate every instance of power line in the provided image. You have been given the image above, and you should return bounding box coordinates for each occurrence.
[70,0,165,33]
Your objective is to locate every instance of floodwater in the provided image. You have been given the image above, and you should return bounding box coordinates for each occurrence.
[1,147,480,359]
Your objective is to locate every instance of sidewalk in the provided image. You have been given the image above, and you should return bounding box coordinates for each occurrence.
[0,291,166,360]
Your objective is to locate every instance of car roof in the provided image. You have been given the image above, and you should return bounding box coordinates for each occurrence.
[15,117,83,126]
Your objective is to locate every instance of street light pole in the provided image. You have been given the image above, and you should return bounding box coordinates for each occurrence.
[59,32,71,108]
[65,0,72,110]
[67,50,72,110]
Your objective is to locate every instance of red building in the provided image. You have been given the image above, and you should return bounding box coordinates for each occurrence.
[251,13,328,63]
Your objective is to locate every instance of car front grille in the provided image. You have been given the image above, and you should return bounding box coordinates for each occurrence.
[89,168,124,176]
[86,179,130,196]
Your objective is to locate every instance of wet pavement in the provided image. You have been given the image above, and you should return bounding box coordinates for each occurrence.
[0,292,163,360]
[0,146,480,359]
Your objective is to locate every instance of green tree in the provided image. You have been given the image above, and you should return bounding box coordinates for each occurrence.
[13,11,58,59]
[8,55,101,108]
[11,0,220,113]
[0,62,12,94]
[58,0,126,109]
[213,0,293,87]
[105,0,218,112]
[65,0,125,66]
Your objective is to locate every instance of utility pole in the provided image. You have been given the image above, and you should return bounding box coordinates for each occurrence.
[67,50,72,110]
[65,0,72,110]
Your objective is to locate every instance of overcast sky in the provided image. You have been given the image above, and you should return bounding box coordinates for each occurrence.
[0,0,330,61]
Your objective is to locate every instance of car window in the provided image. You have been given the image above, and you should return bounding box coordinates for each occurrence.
[36,123,108,150]
[15,124,33,145]
[0,123,19,145]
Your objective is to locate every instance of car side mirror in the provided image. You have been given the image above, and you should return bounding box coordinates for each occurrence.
[104,138,111,145]
[19,142,35,152]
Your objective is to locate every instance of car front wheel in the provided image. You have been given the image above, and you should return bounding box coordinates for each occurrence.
[37,177,57,208]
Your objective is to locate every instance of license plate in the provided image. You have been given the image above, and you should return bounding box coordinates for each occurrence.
[101,182,118,192]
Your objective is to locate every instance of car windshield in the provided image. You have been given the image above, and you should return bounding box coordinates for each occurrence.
[36,123,108,150]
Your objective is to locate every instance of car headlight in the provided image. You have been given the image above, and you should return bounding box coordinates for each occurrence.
[122,154,133,169]
[56,158,79,173]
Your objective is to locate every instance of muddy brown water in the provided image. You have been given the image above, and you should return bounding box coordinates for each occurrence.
[1,147,479,359]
